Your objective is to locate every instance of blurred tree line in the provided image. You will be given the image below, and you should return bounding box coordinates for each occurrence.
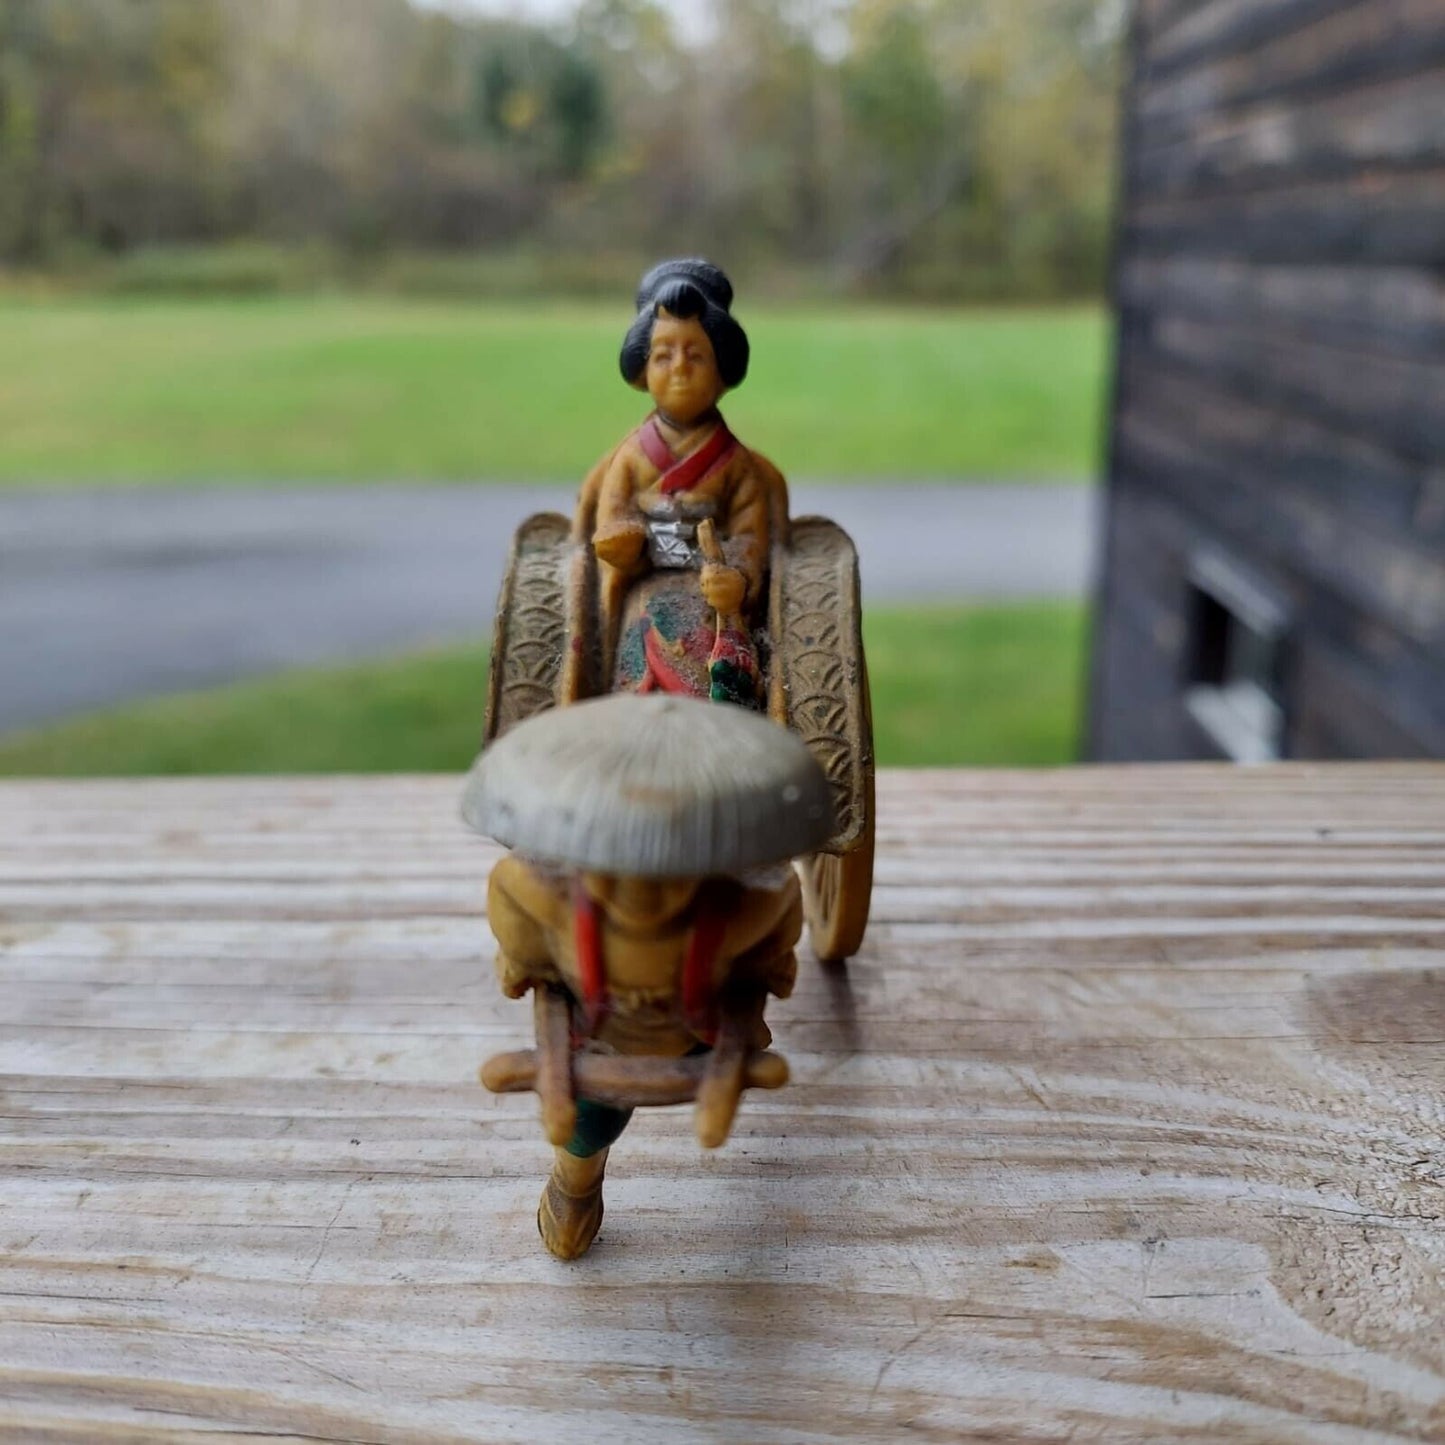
[0,0,1123,299]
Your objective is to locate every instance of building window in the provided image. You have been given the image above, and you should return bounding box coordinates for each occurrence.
[1183,554,1288,763]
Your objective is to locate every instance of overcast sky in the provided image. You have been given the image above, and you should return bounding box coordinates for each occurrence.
[414,0,715,39]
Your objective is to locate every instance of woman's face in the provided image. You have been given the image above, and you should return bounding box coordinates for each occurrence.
[645,309,724,426]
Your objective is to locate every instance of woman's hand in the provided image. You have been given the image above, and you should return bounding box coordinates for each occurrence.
[593,520,648,569]
[701,562,746,615]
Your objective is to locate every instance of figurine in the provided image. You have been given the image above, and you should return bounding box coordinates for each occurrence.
[464,694,834,1259]
[486,258,873,966]
[586,258,785,704]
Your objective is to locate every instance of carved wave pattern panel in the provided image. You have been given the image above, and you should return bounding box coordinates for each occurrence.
[776,521,866,851]
[496,519,570,737]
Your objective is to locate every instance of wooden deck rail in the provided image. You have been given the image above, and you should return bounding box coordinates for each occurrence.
[2,767,1443,1441]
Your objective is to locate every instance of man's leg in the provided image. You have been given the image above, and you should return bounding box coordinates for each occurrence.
[538,1098,633,1260]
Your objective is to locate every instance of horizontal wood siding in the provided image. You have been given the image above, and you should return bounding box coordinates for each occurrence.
[1118,257,1445,358]
[1143,0,1379,82]
[1128,167,1445,264]
[1137,0,1445,131]
[1134,68,1445,198]
[1091,0,1445,760]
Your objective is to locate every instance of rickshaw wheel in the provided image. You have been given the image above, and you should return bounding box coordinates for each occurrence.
[800,650,874,963]
[801,823,874,964]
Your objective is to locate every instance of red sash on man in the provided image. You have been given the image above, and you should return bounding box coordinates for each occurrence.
[571,882,724,1046]
[637,415,739,494]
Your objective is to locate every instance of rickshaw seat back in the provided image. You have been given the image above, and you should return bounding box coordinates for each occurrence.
[484,511,575,746]
[483,480,869,858]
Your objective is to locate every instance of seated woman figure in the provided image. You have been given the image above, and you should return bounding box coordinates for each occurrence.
[587,259,787,705]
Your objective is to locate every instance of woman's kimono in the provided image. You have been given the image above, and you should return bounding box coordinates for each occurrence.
[593,413,779,706]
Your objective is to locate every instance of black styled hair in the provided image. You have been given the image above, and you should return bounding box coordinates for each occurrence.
[619,258,750,390]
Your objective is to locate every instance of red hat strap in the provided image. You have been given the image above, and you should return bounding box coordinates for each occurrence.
[573,879,726,1047]
[571,880,609,1038]
[682,894,727,1046]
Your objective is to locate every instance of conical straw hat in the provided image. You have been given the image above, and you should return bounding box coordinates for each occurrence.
[460,694,835,876]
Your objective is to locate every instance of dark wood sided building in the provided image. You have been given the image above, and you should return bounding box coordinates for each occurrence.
[1088,0,1445,761]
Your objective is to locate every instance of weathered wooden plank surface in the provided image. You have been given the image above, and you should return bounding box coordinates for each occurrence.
[2,770,1444,1443]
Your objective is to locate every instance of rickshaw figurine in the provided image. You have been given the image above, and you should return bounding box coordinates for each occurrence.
[465,694,835,1259]
[484,257,874,962]
[470,260,875,1257]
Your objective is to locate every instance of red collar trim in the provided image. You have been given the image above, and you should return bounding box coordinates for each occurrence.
[638,415,740,495]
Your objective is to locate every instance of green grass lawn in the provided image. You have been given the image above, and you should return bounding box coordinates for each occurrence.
[0,604,1086,774]
[0,297,1106,484]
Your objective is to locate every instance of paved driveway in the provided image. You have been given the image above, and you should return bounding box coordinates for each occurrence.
[0,481,1097,731]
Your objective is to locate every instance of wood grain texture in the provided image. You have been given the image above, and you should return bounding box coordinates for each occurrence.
[1136,0,1445,136]
[1121,309,1445,474]
[1112,353,1442,544]
[1126,165,1445,265]
[1112,385,1445,645]
[1142,0,1364,83]
[1118,258,1445,362]
[1090,474,1445,761]
[2,770,1444,1443]
[1095,0,1445,761]
[1133,65,1445,199]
